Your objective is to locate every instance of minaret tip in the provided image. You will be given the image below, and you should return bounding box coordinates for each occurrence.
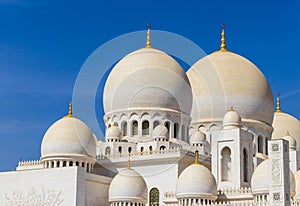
[220,23,227,52]
[127,155,131,169]
[194,151,200,164]
[276,92,281,112]
[64,102,74,118]
[146,23,151,48]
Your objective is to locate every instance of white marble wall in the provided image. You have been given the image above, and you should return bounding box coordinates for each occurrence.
[0,166,111,206]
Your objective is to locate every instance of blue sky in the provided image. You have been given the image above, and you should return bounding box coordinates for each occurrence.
[0,0,299,171]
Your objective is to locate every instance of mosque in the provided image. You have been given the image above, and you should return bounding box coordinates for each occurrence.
[0,25,300,206]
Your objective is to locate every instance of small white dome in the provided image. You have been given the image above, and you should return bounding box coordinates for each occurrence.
[223,109,241,129]
[176,163,217,200]
[104,47,192,115]
[187,51,274,126]
[251,159,295,197]
[152,124,169,140]
[283,132,297,151]
[41,116,97,158]
[272,111,300,150]
[109,168,148,204]
[106,125,123,141]
[190,130,206,144]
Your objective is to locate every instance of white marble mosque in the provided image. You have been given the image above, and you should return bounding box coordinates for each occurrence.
[0,26,300,206]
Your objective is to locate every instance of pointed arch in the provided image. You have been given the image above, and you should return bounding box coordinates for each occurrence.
[132,120,138,136]
[243,148,248,182]
[149,188,159,206]
[174,123,179,138]
[142,120,149,135]
[258,135,263,153]
[221,147,232,181]
[121,121,127,136]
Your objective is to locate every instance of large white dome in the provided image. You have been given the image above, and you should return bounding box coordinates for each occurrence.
[109,168,148,204]
[272,111,300,150]
[251,159,295,197]
[187,51,274,126]
[176,163,217,200]
[104,47,192,115]
[41,116,97,158]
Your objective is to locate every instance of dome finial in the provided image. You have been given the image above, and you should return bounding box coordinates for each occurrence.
[230,106,234,111]
[64,102,74,118]
[276,92,281,112]
[194,151,200,164]
[127,154,131,169]
[146,23,151,48]
[220,23,227,51]
[287,131,290,136]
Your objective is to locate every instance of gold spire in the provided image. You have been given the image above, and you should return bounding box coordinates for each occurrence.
[220,23,227,51]
[230,106,234,111]
[64,102,74,118]
[146,23,151,48]
[276,93,281,112]
[286,131,290,136]
[194,151,200,164]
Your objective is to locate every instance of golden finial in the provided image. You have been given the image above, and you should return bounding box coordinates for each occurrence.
[194,151,200,164]
[276,93,281,112]
[64,102,74,118]
[220,23,227,51]
[127,155,131,169]
[286,131,290,136]
[146,23,151,48]
[230,106,234,111]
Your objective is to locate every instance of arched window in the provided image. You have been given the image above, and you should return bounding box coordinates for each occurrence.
[141,147,144,154]
[128,147,132,154]
[164,121,170,130]
[149,188,159,206]
[164,121,170,137]
[118,146,122,154]
[132,121,138,136]
[243,148,248,182]
[159,146,166,151]
[265,138,268,155]
[153,121,159,129]
[63,161,66,167]
[121,121,127,136]
[221,147,232,181]
[56,161,60,167]
[258,136,264,153]
[181,125,185,141]
[174,123,179,138]
[70,161,73,166]
[105,147,111,155]
[149,146,153,153]
[76,161,79,166]
[142,121,149,135]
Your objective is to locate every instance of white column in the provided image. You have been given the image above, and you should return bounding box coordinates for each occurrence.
[268,139,290,206]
